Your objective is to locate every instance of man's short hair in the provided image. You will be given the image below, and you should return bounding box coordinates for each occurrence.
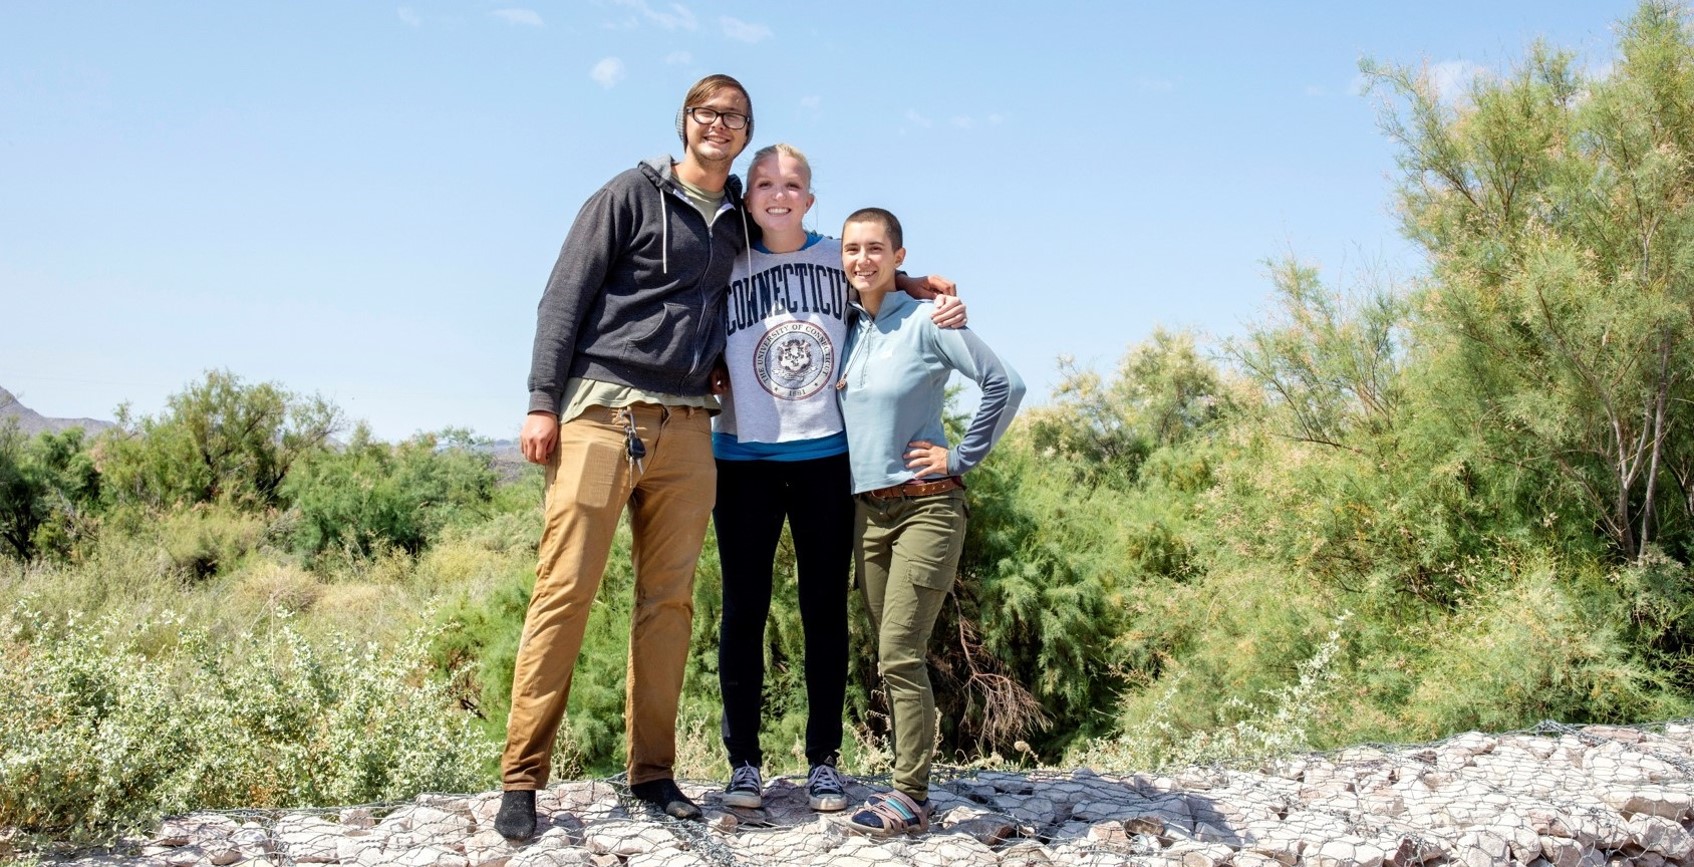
[678,74,754,141]
[844,207,903,251]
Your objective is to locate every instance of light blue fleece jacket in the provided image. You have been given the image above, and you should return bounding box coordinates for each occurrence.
[837,290,1025,494]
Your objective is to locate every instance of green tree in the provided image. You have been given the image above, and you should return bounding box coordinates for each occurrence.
[1027,328,1232,490]
[0,423,101,562]
[282,425,497,558]
[101,370,340,511]
[1369,2,1694,560]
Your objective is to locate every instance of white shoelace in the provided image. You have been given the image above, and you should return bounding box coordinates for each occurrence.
[729,764,762,792]
[808,763,845,794]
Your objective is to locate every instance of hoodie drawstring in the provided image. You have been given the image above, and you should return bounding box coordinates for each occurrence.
[739,205,751,282]
[659,192,669,275]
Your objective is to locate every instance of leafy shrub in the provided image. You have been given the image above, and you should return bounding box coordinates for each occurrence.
[282,426,497,559]
[1072,615,1348,770]
[1399,564,1691,735]
[157,504,271,581]
[0,602,489,838]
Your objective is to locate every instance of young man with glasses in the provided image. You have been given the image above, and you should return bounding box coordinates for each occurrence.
[496,74,756,840]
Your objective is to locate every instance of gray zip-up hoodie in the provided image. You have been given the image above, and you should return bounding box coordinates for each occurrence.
[527,156,751,415]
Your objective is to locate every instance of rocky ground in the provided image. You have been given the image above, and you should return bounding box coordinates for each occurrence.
[40,722,1694,867]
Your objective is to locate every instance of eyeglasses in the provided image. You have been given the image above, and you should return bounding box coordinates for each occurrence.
[686,106,750,130]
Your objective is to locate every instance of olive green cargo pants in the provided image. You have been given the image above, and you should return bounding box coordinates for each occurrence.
[854,487,967,801]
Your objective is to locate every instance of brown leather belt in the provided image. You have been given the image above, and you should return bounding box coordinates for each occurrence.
[864,476,966,500]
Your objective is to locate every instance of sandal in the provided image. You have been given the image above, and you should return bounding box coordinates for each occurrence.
[844,791,931,837]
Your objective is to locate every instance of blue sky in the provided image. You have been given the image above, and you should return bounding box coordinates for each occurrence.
[0,1,1639,441]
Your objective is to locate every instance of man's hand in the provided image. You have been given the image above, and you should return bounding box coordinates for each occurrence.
[521,411,560,464]
[709,360,731,395]
[893,273,967,329]
[904,439,951,477]
[931,293,968,329]
[895,272,957,301]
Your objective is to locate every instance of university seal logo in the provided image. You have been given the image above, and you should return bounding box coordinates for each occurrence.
[755,321,833,400]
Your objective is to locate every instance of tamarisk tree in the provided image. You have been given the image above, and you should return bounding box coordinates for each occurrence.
[1371,2,1694,559]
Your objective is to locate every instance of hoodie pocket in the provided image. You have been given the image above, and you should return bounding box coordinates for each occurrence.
[626,302,694,364]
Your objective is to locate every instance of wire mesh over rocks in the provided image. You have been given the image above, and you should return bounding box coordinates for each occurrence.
[33,720,1694,867]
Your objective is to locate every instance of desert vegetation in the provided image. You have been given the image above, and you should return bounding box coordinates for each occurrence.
[6,0,1694,845]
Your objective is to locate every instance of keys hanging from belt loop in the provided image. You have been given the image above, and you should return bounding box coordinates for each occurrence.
[621,408,647,476]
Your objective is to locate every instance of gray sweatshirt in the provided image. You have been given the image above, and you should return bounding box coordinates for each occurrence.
[837,290,1025,493]
[527,157,751,414]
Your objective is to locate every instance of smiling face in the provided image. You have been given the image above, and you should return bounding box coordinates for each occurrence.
[746,149,814,237]
[841,214,906,299]
[683,85,752,171]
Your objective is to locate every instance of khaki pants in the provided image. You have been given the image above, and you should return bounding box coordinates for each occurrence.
[502,403,716,790]
[854,488,967,801]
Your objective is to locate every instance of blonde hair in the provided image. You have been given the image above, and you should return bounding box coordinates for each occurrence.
[748,142,813,191]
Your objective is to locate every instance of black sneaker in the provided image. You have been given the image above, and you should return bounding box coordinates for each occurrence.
[722,762,763,809]
[630,778,704,821]
[807,760,848,812]
[494,789,537,840]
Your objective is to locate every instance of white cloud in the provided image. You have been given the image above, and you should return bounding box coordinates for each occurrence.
[664,50,692,65]
[1428,59,1487,104]
[1585,58,1616,82]
[987,113,1005,125]
[800,95,821,110]
[1348,72,1372,97]
[720,16,771,43]
[1304,84,1326,97]
[905,109,932,128]
[493,8,544,27]
[1136,77,1174,93]
[397,6,421,27]
[591,57,627,89]
[612,0,697,30]
[951,116,974,129]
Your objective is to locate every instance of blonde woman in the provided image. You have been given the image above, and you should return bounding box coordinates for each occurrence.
[713,144,963,812]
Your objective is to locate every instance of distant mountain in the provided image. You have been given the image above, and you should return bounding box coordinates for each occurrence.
[0,386,116,437]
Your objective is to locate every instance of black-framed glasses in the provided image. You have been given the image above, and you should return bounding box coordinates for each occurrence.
[686,106,749,130]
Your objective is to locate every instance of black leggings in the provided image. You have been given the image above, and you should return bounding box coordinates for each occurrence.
[714,452,853,768]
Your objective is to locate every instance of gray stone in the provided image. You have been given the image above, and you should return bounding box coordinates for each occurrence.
[275,816,344,863]
[625,849,708,867]
[335,829,381,864]
[1309,838,1387,867]
[1085,821,1129,845]
[996,841,1055,865]
[1539,835,1585,867]
[1248,829,1306,866]
[906,836,999,867]
[155,816,239,847]
[1451,829,1512,867]
[947,815,1019,846]
[392,845,470,867]
[582,820,673,857]
[1627,815,1694,860]
[1603,787,1694,822]
[1165,841,1238,867]
[463,829,522,867]
[202,841,240,867]
[509,848,596,867]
